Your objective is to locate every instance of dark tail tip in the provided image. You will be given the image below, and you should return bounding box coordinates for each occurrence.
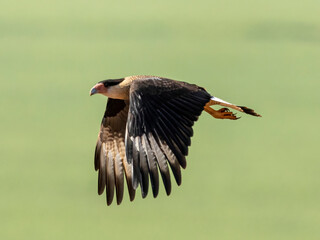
[237,106,262,117]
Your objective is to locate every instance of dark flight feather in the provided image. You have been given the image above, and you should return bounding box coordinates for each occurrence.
[142,133,159,198]
[97,146,106,195]
[126,77,211,198]
[138,136,149,198]
[94,98,135,205]
[94,140,102,171]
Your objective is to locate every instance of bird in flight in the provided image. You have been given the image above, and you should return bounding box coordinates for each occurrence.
[90,75,261,205]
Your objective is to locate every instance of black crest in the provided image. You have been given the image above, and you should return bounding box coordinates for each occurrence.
[99,78,124,87]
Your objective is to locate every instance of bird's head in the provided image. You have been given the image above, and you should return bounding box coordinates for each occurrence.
[90,78,124,96]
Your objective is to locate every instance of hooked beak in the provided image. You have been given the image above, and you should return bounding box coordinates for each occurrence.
[90,82,105,96]
[90,87,98,96]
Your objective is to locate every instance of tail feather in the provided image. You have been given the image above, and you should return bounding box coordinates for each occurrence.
[237,106,261,117]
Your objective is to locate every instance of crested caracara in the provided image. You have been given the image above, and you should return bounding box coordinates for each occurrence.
[90,75,261,205]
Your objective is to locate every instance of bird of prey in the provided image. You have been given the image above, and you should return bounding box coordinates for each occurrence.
[90,75,261,205]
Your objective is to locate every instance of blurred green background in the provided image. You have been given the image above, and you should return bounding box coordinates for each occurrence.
[1,0,320,239]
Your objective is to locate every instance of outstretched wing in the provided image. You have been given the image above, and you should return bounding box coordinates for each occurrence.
[125,77,211,198]
[94,98,135,205]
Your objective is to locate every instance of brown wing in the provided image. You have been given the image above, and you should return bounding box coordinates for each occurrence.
[125,77,211,198]
[94,98,135,205]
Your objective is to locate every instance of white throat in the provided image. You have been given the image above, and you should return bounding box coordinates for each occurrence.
[102,85,129,100]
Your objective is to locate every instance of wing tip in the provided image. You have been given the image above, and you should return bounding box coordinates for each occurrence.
[176,177,182,186]
[165,187,172,196]
[115,188,124,206]
[152,191,159,198]
[141,191,147,199]
[127,183,136,202]
[151,181,159,198]
[106,198,113,206]
[129,192,136,201]
[98,187,104,195]
[116,198,122,205]
[181,161,187,169]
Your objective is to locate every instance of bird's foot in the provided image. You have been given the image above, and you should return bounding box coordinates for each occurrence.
[216,108,239,120]
[204,106,240,120]
[217,108,229,113]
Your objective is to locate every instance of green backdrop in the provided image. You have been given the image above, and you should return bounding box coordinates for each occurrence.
[1,0,319,239]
